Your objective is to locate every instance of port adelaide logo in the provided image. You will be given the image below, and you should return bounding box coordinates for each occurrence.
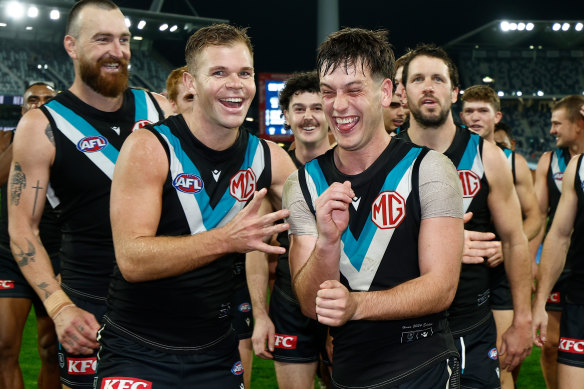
[173,173,204,194]
[77,136,108,153]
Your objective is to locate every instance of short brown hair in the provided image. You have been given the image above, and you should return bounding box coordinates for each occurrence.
[552,95,584,123]
[317,27,395,83]
[185,24,253,73]
[166,65,188,103]
[461,85,500,112]
[66,0,118,38]
[403,43,459,89]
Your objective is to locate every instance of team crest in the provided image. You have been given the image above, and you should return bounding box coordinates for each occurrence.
[132,119,152,132]
[173,173,204,193]
[230,168,256,202]
[458,169,481,198]
[371,191,406,229]
[76,136,108,153]
[488,348,498,360]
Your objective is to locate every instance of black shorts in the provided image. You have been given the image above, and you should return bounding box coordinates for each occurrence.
[0,245,60,313]
[490,265,513,310]
[454,314,500,388]
[58,288,107,389]
[95,323,244,389]
[546,272,569,312]
[331,358,460,389]
[557,303,584,368]
[269,286,328,364]
[231,284,253,339]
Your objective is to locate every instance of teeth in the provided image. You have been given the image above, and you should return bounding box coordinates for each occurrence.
[221,98,242,103]
[336,117,357,124]
[303,126,316,131]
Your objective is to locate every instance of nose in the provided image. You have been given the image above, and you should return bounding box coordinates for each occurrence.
[332,92,348,112]
[225,73,243,89]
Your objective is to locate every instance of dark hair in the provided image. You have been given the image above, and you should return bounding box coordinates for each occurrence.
[278,71,320,130]
[494,121,513,138]
[402,43,459,89]
[317,27,395,82]
[166,65,188,103]
[394,50,413,74]
[461,85,500,112]
[66,0,119,38]
[25,81,54,93]
[552,95,584,123]
[185,24,253,73]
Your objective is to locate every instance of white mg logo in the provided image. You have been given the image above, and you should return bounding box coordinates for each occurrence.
[371,191,406,229]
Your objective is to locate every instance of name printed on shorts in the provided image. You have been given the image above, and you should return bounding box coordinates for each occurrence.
[0,280,15,289]
[274,334,298,349]
[559,337,584,354]
[67,357,97,375]
[101,377,153,389]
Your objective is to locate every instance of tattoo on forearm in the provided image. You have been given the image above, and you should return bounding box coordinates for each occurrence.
[10,162,26,206]
[37,282,50,299]
[45,124,55,146]
[13,238,36,267]
[32,180,43,216]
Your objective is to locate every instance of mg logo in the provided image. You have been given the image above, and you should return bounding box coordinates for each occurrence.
[230,168,256,202]
[371,191,406,229]
[132,119,152,132]
[458,169,481,198]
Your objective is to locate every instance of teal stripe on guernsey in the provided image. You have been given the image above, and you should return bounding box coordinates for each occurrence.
[154,124,260,230]
[305,147,422,271]
[457,132,480,170]
[131,89,147,122]
[47,100,119,164]
[556,148,568,171]
[503,148,512,158]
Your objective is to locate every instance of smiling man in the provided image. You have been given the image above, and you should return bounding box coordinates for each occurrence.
[7,1,170,387]
[94,24,295,388]
[285,28,463,388]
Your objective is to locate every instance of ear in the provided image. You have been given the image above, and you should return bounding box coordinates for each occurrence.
[495,111,503,124]
[183,71,196,97]
[451,87,459,104]
[380,78,393,108]
[64,35,77,60]
[283,109,290,127]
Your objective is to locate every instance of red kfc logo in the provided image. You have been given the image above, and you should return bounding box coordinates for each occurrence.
[559,337,584,354]
[67,357,97,375]
[371,191,406,229]
[0,280,15,289]
[230,168,256,202]
[274,334,298,349]
[101,378,153,389]
[458,170,481,198]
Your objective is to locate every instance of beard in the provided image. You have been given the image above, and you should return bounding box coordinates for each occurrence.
[80,56,129,98]
[410,100,451,128]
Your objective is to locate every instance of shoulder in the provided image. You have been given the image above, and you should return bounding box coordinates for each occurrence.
[266,139,296,179]
[149,91,174,118]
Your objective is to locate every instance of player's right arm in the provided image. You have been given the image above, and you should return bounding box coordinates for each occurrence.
[111,130,289,283]
[532,155,579,347]
[8,109,100,354]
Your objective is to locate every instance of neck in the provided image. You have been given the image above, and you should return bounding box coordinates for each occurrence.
[568,138,584,157]
[407,115,457,153]
[334,129,391,175]
[69,77,124,112]
[294,139,332,165]
[183,111,239,151]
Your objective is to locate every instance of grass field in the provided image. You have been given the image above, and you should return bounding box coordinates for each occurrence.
[20,313,547,388]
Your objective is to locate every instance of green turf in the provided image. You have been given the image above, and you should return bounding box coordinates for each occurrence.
[20,312,547,388]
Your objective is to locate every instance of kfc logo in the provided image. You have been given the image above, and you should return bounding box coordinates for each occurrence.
[547,292,561,303]
[0,280,15,289]
[274,334,298,349]
[371,191,406,229]
[458,169,481,198]
[67,357,97,375]
[559,337,584,354]
[101,377,152,389]
[230,168,256,202]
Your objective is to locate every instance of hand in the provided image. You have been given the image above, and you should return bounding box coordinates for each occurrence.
[484,241,503,268]
[462,212,498,264]
[532,304,549,348]
[251,313,275,360]
[53,305,101,355]
[224,188,290,255]
[499,318,533,371]
[315,181,354,244]
[315,280,357,327]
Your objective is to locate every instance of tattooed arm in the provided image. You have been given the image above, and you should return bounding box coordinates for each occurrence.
[8,108,100,354]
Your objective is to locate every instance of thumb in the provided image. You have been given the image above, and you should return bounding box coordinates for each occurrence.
[463,212,473,224]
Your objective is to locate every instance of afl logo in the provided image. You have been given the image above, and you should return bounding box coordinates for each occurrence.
[371,191,406,229]
[76,136,108,153]
[231,361,244,376]
[488,348,498,360]
[458,169,481,198]
[230,168,256,202]
[173,173,203,193]
[132,119,152,132]
[553,172,564,182]
[238,302,251,312]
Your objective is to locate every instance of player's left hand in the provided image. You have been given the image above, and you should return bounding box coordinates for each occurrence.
[484,240,503,267]
[499,318,532,371]
[315,280,357,327]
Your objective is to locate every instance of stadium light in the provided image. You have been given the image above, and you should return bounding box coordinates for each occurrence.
[137,20,146,29]
[49,9,60,20]
[500,21,510,32]
[0,23,6,27]
[25,26,32,30]
[169,25,178,32]
[526,22,534,31]
[516,91,523,97]
[576,23,583,31]
[537,90,544,96]
[509,22,518,31]
[7,1,25,19]
[552,23,561,31]
[482,76,494,83]
[125,17,131,27]
[133,36,143,41]
[497,91,505,97]
[562,23,570,31]
[27,6,38,18]
[517,22,525,31]
[159,23,168,31]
